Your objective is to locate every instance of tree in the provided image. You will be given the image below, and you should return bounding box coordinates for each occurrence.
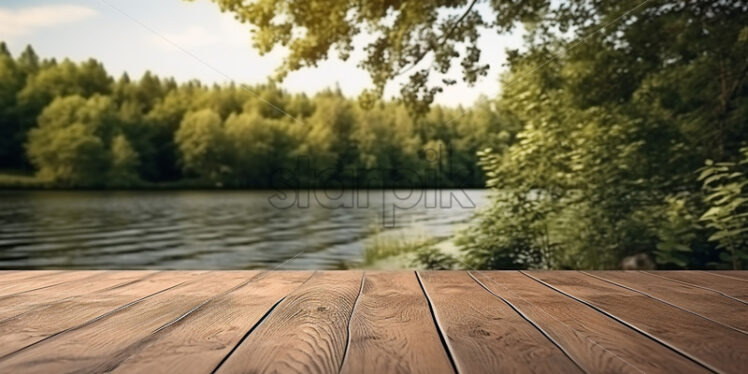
[26,95,116,186]
[297,91,355,177]
[134,71,164,112]
[15,58,113,168]
[2,40,495,189]
[194,0,538,114]
[241,84,290,119]
[458,1,748,269]
[144,86,198,181]
[352,103,421,186]
[224,112,301,186]
[698,149,748,269]
[204,1,747,118]
[0,43,24,168]
[175,109,229,182]
[18,58,111,114]
[108,134,141,187]
[16,45,40,77]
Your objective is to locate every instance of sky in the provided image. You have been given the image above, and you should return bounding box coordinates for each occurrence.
[0,0,525,107]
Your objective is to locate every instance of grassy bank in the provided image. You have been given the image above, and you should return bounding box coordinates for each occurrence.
[359,232,460,270]
[0,172,226,190]
[0,172,49,189]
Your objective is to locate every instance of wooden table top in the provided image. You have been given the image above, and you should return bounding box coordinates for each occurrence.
[0,270,745,373]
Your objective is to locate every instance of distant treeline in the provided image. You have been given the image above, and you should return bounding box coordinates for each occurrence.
[0,42,515,188]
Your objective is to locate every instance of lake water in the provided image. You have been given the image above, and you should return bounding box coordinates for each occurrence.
[0,190,488,269]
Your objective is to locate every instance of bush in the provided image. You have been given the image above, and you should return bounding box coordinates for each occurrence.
[411,247,457,270]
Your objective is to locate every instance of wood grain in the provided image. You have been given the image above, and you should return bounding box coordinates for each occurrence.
[472,271,708,374]
[587,271,748,333]
[109,271,312,374]
[0,270,743,374]
[340,271,454,374]
[0,271,103,296]
[0,271,206,360]
[418,271,583,374]
[528,271,748,374]
[216,271,364,374]
[645,271,748,302]
[0,271,155,321]
[706,271,748,282]
[0,271,246,373]
[0,271,62,286]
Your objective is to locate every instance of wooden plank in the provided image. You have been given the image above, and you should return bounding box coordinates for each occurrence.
[645,271,748,302]
[0,271,62,286]
[0,271,205,359]
[472,271,709,374]
[0,271,251,373]
[528,271,748,374]
[340,271,454,374]
[417,271,583,374]
[0,271,104,296]
[215,271,364,374]
[0,271,156,321]
[587,271,748,333]
[704,271,748,282]
[108,271,313,374]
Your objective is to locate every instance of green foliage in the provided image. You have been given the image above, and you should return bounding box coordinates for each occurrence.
[17,58,112,120]
[352,103,420,173]
[26,95,114,186]
[3,0,747,271]
[362,233,437,266]
[197,0,496,114]
[0,42,507,188]
[650,195,703,269]
[29,123,108,187]
[457,0,748,270]
[411,247,457,270]
[0,43,24,167]
[175,109,229,183]
[224,111,301,185]
[698,149,748,269]
[457,190,557,269]
[0,172,46,189]
[109,134,141,187]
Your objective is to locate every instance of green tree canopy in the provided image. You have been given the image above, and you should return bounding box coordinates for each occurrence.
[26,95,116,186]
[201,1,747,119]
[457,0,748,269]
[175,108,230,183]
[195,0,522,114]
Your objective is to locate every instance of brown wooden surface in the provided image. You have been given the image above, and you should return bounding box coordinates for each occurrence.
[215,271,363,374]
[0,271,155,321]
[0,271,63,288]
[0,270,103,296]
[340,271,454,374]
[708,271,748,282]
[0,270,744,374]
[0,271,203,358]
[644,271,748,302]
[587,271,748,333]
[471,271,709,374]
[109,271,311,373]
[418,271,583,374]
[0,271,233,373]
[527,271,748,374]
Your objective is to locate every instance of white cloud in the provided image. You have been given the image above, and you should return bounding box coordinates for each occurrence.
[0,4,97,38]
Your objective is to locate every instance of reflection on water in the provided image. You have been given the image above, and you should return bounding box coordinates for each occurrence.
[0,190,487,269]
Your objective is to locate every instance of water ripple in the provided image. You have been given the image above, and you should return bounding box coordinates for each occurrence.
[0,190,486,269]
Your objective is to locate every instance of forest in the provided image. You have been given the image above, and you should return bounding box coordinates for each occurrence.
[2,0,748,270]
[0,43,508,189]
